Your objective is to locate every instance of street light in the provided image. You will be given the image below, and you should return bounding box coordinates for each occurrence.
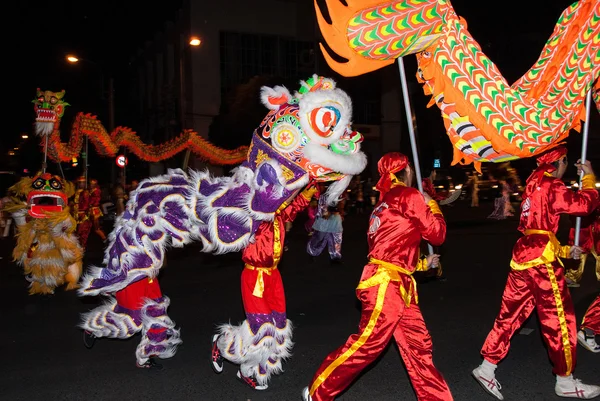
[180,35,202,170]
[21,134,28,139]
[65,54,116,187]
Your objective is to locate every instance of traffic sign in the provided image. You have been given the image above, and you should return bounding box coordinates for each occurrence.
[116,155,128,168]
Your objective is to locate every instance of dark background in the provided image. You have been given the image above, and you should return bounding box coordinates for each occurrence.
[7,0,597,184]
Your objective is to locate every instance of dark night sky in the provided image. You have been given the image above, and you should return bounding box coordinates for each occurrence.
[9,0,183,143]
[9,0,593,178]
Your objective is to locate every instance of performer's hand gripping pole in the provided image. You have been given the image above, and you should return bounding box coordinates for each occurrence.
[574,89,593,248]
[397,58,434,255]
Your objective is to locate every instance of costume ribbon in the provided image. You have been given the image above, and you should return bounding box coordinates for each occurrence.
[360,258,418,306]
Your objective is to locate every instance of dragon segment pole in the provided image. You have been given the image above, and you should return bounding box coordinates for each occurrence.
[397,57,434,255]
[574,89,593,247]
[42,135,49,174]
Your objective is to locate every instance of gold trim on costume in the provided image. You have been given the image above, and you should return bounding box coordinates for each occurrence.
[245,264,277,298]
[361,258,418,306]
[310,279,390,396]
[273,219,282,265]
[427,199,443,216]
[581,174,596,190]
[510,229,569,270]
[244,219,283,298]
[545,263,573,376]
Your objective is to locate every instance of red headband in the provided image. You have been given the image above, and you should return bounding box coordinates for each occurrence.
[376,152,409,199]
[537,146,567,165]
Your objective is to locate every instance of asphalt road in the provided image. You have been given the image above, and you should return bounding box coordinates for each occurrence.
[0,200,598,401]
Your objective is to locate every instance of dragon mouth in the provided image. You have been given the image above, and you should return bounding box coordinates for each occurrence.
[35,108,57,123]
[27,192,67,218]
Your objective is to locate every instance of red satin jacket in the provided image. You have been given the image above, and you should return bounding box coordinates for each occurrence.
[512,170,599,264]
[367,184,446,271]
[242,191,311,268]
[76,189,90,212]
[89,187,102,208]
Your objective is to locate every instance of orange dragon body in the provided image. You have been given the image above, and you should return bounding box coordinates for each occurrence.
[33,89,248,165]
[315,0,600,170]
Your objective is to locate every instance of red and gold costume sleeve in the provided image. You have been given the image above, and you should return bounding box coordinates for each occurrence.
[367,186,446,272]
[512,173,599,267]
[279,186,314,223]
[242,189,312,268]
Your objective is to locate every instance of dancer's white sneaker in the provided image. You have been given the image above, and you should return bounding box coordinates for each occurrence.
[472,366,504,400]
[578,330,600,353]
[302,386,313,401]
[556,377,600,399]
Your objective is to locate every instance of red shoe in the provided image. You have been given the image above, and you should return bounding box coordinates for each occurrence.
[236,370,268,391]
[211,334,224,373]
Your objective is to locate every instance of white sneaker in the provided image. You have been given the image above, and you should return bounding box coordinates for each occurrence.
[578,330,600,353]
[472,366,504,400]
[302,386,313,401]
[556,377,600,399]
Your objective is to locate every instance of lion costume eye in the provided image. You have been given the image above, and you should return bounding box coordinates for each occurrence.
[49,178,62,190]
[309,106,341,137]
[32,178,45,189]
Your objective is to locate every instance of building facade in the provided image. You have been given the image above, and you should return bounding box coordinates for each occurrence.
[127,0,407,177]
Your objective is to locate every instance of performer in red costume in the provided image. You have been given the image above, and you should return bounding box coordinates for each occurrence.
[422,167,445,202]
[211,183,319,390]
[472,146,600,400]
[301,152,453,401]
[88,179,107,242]
[578,295,600,353]
[565,208,600,287]
[73,176,93,248]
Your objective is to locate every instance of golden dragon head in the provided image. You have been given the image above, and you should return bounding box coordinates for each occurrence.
[32,89,69,137]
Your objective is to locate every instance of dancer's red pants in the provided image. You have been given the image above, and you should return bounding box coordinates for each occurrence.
[308,263,453,401]
[582,295,600,334]
[481,262,577,376]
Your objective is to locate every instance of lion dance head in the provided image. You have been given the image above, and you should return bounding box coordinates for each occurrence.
[248,75,367,204]
[10,172,74,218]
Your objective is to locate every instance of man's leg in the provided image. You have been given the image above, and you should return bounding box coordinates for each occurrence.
[307,230,327,257]
[76,220,92,249]
[480,269,535,363]
[307,272,401,401]
[327,232,343,261]
[535,264,600,398]
[134,278,182,368]
[578,295,600,353]
[474,269,535,399]
[393,303,453,401]
[214,267,283,390]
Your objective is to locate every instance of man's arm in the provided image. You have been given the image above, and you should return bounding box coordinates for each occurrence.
[551,175,599,216]
[404,189,446,246]
[279,184,318,223]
